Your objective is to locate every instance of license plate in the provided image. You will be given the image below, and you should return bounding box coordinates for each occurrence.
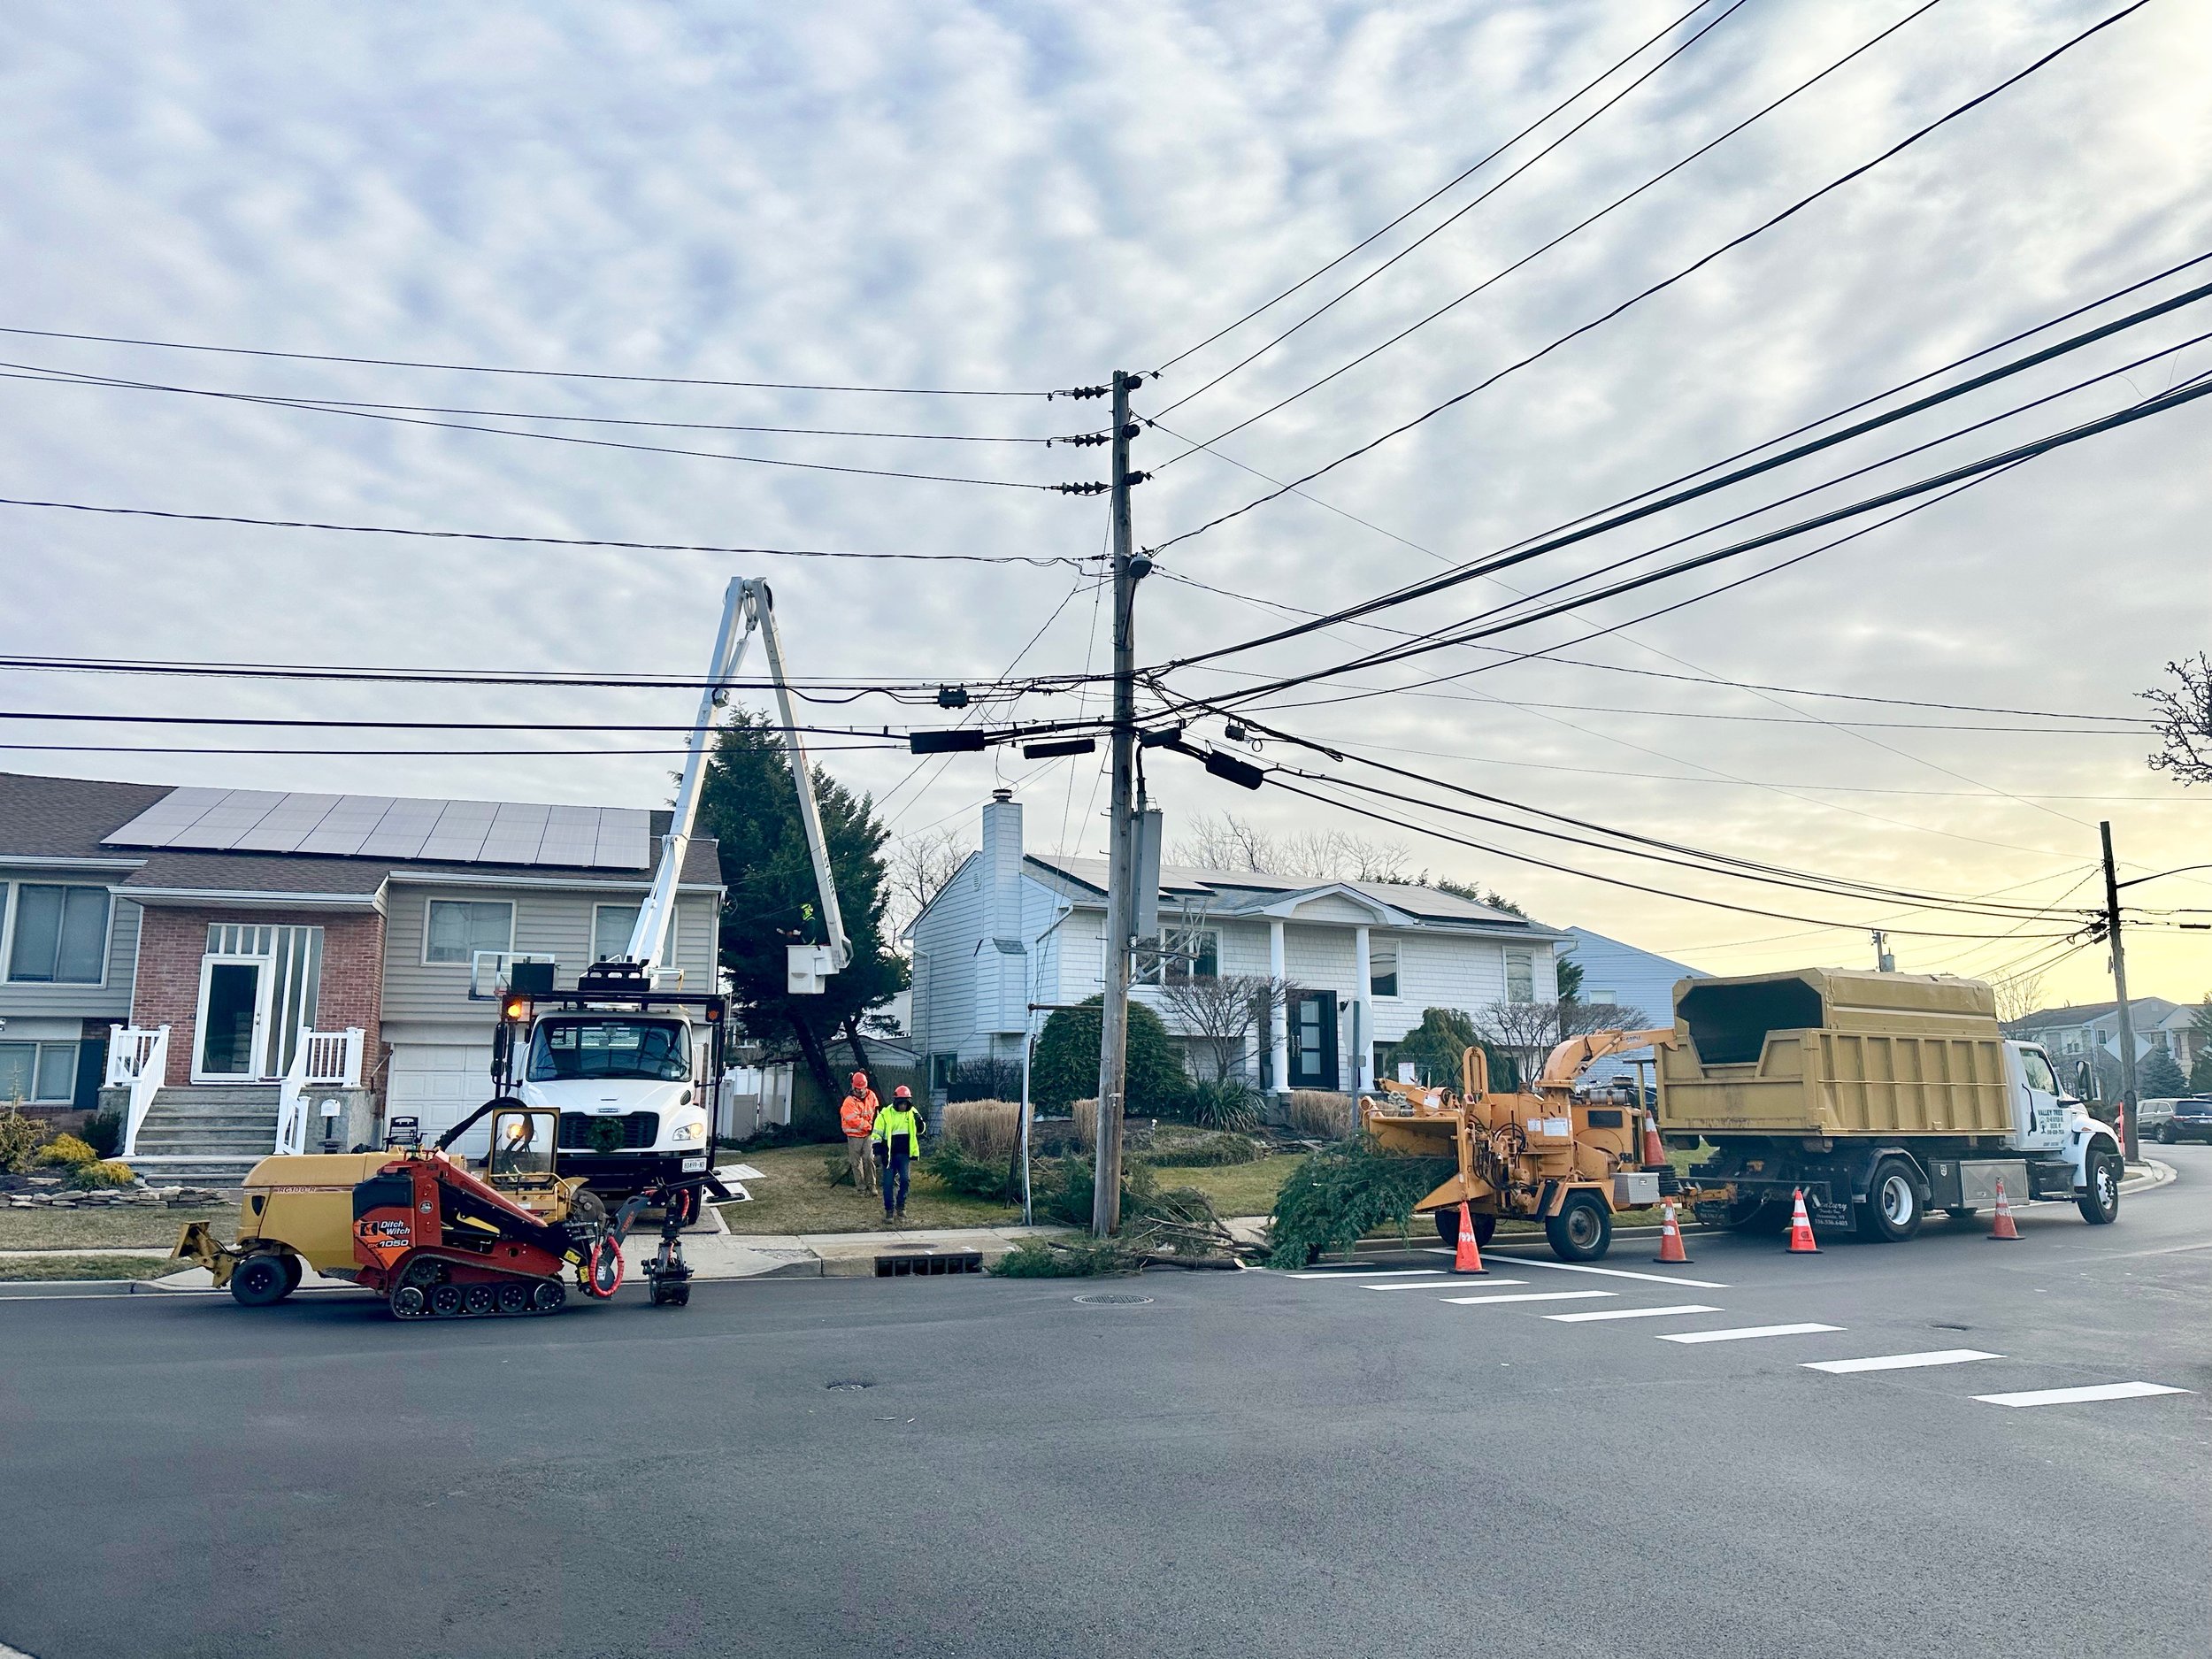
[681,1156,708,1171]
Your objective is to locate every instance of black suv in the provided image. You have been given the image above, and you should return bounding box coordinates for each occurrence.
[2159,1097,2212,1145]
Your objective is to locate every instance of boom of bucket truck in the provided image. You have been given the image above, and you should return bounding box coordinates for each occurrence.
[488,578,853,1203]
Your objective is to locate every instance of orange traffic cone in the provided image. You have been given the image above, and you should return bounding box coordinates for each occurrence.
[1786,1187,1821,1254]
[1653,1199,1692,1263]
[1987,1178,2021,1240]
[1641,1117,1667,1168]
[1453,1201,1489,1275]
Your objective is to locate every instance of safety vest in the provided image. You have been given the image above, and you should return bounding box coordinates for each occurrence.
[840,1090,878,1138]
[872,1103,922,1156]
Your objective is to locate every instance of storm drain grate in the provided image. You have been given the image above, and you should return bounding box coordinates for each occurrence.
[1073,1293,1153,1306]
[826,1380,874,1391]
[874,1250,984,1278]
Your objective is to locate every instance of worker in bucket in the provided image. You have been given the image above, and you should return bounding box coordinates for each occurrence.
[840,1071,879,1198]
[871,1084,924,1223]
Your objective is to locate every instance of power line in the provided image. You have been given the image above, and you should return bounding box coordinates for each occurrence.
[0,324,1055,397]
[0,360,1059,491]
[0,495,1092,566]
[1156,0,1941,442]
[1150,0,1763,420]
[1148,0,1724,376]
[1148,1,2157,556]
[0,741,906,757]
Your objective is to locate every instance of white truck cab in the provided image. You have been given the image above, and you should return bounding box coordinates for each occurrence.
[515,1010,715,1186]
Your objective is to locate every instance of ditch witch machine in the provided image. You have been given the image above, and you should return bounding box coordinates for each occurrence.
[174,1100,706,1317]
[1363,1028,1677,1263]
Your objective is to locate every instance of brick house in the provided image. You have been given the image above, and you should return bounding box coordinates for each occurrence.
[0,771,721,1184]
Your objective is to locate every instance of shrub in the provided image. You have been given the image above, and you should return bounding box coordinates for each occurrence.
[942,1099,1021,1164]
[81,1108,124,1160]
[928,1138,1018,1201]
[945,1058,1023,1103]
[1179,1077,1262,1132]
[1286,1091,1356,1141]
[70,1158,136,1190]
[1141,1126,1262,1168]
[989,1236,1141,1277]
[1030,996,1187,1117]
[1266,1142,1457,1268]
[34,1133,100,1169]
[0,1105,51,1174]
[1030,1152,1159,1228]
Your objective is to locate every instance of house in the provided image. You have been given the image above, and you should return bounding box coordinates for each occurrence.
[2005,996,2208,1093]
[1556,926,1709,1083]
[0,770,721,1183]
[905,791,1570,1102]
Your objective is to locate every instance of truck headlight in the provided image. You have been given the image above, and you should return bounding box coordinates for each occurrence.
[672,1120,704,1142]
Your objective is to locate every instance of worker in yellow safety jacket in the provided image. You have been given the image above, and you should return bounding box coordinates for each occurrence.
[840,1072,879,1197]
[871,1085,924,1222]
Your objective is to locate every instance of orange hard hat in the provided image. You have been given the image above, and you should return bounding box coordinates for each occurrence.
[850,1071,868,1087]
[893,1085,912,1102]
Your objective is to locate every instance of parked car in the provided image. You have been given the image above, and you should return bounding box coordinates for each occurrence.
[2137,1098,2179,1135]
[2156,1097,2212,1145]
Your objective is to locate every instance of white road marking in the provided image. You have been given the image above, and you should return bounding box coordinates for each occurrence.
[1974,1381,2193,1408]
[1658,1323,1843,1345]
[1368,1278,1525,1291]
[1288,1268,1442,1279]
[1441,1289,1616,1306]
[1545,1303,1724,1323]
[1460,1253,1730,1290]
[1802,1349,2001,1374]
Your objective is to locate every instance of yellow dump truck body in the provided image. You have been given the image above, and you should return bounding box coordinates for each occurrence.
[236,1152,408,1271]
[1657,968,2015,1139]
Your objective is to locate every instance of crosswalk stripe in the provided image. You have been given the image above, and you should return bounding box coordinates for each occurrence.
[1974,1381,2193,1408]
[1441,1289,1615,1306]
[1369,1278,1525,1290]
[1657,1323,1843,1345]
[1288,1268,1441,1280]
[1431,1249,1728,1290]
[1545,1303,1723,1323]
[1803,1349,2001,1374]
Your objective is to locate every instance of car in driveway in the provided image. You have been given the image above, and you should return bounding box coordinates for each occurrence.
[2155,1097,2212,1144]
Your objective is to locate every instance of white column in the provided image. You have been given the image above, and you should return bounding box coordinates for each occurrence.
[1353,924,1374,1092]
[1269,918,1289,1096]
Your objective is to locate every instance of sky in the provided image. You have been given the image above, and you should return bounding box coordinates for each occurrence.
[4,0,2208,1011]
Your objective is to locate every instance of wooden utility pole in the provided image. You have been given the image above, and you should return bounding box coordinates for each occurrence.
[1093,369,1140,1236]
[2100,820,2141,1161]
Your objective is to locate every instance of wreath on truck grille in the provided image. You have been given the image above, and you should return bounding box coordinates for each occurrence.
[587,1117,627,1155]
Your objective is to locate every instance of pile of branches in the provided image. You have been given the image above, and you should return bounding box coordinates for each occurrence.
[1266,1142,1456,1269]
[991,1158,1252,1276]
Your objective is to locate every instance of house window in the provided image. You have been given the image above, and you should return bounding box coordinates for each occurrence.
[0,1041,77,1103]
[1370,941,1399,999]
[928,1053,959,1093]
[1138,926,1219,984]
[593,903,641,964]
[7,885,110,984]
[1504,949,1535,1004]
[425,900,514,964]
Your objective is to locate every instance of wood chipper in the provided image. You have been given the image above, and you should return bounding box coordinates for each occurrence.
[172,1099,710,1317]
[1362,1029,1677,1262]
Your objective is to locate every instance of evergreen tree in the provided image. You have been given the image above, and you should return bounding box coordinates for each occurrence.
[1392,1006,1521,1093]
[2139,1048,2187,1100]
[695,710,903,1102]
[2192,998,2212,1094]
[1030,995,1186,1115]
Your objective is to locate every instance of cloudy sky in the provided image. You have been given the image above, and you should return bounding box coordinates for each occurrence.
[4,0,2208,1008]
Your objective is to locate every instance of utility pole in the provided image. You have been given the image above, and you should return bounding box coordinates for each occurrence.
[1093,369,1141,1237]
[1870,930,1894,972]
[2100,820,2140,1162]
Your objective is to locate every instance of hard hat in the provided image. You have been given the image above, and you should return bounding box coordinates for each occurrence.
[850,1071,868,1087]
[893,1085,912,1102]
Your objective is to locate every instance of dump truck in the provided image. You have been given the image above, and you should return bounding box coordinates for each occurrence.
[1363,1028,1677,1262]
[1658,968,2124,1242]
[172,1099,704,1316]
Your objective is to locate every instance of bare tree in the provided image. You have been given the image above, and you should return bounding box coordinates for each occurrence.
[1155,972,1286,1084]
[1478,998,1649,1084]
[1175,812,1418,886]
[2144,654,2212,784]
[1173,811,1278,872]
[1992,969,2047,1027]
[885,828,968,941]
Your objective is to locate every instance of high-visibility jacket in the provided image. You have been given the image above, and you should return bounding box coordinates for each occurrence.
[871,1102,923,1157]
[840,1089,879,1139]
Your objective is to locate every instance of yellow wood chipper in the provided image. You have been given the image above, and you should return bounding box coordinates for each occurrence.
[1362,1028,1678,1262]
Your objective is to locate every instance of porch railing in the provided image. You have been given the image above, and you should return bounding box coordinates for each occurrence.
[275,1027,366,1156]
[108,1025,171,1159]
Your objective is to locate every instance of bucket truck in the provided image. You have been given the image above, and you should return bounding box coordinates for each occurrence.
[486,578,853,1217]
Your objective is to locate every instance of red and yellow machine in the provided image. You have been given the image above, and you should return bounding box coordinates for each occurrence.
[1362,1029,1676,1262]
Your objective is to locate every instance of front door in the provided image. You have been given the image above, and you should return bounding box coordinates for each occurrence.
[196,959,266,1079]
[1290,991,1338,1091]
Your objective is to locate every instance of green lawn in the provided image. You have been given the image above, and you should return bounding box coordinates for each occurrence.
[715,1143,1022,1235]
[1154,1153,1306,1219]
[0,1204,234,1252]
[0,1254,178,1281]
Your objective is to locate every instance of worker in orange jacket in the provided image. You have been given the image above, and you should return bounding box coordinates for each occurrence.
[839,1071,879,1197]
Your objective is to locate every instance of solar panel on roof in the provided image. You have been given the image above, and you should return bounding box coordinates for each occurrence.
[478,802,551,866]
[355,796,444,859]
[101,786,230,849]
[418,799,499,864]
[231,793,343,853]
[295,795,397,856]
[536,805,601,869]
[590,808,652,870]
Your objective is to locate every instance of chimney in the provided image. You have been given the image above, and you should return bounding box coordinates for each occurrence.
[981,789,1023,946]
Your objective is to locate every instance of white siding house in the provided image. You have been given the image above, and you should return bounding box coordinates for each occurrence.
[907,792,1570,1101]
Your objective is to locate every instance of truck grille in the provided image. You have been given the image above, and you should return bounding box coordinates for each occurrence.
[557,1112,662,1151]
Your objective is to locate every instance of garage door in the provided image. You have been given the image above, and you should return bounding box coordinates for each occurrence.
[387,1041,497,1156]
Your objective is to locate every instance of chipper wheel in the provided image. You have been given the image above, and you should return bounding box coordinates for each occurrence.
[229,1252,298,1308]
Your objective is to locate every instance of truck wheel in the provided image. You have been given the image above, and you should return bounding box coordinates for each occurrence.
[1856,1159,1924,1243]
[1545,1193,1611,1263]
[229,1254,292,1307]
[1432,1208,1496,1248]
[2078,1149,2122,1225]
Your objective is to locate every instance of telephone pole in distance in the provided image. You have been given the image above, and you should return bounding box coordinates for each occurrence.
[1093,369,1144,1236]
[2099,820,2141,1162]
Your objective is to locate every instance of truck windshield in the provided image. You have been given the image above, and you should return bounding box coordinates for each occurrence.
[2019,1048,2059,1094]
[526,1018,691,1083]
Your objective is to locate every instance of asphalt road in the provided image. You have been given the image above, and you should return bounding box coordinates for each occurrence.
[3,1154,2207,1659]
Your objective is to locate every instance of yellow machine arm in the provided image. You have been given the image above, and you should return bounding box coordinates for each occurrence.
[1536,1028,1676,1094]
